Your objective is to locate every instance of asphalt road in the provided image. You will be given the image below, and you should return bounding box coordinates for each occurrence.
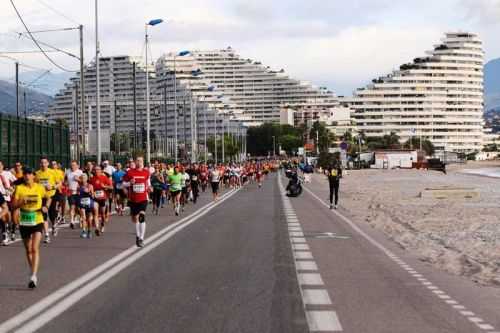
[0,177,307,333]
[1,172,499,333]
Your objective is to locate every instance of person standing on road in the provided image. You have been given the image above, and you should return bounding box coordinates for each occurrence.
[327,160,342,210]
[123,156,151,248]
[12,167,50,288]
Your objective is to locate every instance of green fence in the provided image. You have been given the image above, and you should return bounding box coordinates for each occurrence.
[0,113,70,169]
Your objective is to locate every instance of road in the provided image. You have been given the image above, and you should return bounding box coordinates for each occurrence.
[0,172,499,333]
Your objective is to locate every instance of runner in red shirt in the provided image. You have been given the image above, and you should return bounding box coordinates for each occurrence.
[89,165,112,236]
[123,156,151,248]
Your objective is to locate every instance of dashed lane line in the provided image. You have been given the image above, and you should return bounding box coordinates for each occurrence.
[279,176,343,332]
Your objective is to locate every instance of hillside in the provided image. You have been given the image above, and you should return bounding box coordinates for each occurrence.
[0,80,52,115]
[485,58,500,111]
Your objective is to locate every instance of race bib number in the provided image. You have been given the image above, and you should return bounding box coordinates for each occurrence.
[95,190,105,199]
[40,179,49,187]
[133,183,145,193]
[191,175,198,181]
[20,210,37,226]
[330,170,338,177]
[80,197,91,207]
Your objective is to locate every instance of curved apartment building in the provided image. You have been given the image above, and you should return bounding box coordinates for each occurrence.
[348,32,484,153]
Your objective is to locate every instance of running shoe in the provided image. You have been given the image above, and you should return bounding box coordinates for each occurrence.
[28,276,37,289]
[80,230,88,238]
[136,236,140,247]
[44,234,51,244]
[334,205,338,210]
[70,222,75,229]
[95,229,101,237]
[52,227,58,237]
[87,231,93,239]
[2,233,9,246]
[10,231,16,242]
[138,238,144,248]
[329,204,333,210]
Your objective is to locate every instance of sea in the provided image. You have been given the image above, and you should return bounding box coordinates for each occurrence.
[461,168,500,178]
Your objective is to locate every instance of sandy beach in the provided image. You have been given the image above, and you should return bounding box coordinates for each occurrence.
[318,161,500,287]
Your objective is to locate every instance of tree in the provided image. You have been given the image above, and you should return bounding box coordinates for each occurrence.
[309,121,331,154]
[247,123,304,156]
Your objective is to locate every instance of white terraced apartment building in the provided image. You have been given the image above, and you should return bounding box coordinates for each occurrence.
[49,50,339,154]
[155,47,340,128]
[347,32,484,153]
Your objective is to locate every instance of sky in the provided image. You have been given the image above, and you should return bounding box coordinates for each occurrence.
[0,0,499,96]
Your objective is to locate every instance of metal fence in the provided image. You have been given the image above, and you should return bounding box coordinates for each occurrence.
[0,113,70,168]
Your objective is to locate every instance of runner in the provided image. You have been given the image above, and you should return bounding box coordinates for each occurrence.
[123,156,151,247]
[102,160,115,213]
[209,165,221,201]
[12,167,50,288]
[50,161,66,226]
[0,161,15,245]
[112,163,126,216]
[150,164,165,215]
[180,166,190,212]
[78,173,99,238]
[35,157,58,243]
[65,161,83,229]
[167,165,183,216]
[89,165,112,235]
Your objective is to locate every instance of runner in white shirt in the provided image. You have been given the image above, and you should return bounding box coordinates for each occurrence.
[65,161,83,229]
[0,161,14,245]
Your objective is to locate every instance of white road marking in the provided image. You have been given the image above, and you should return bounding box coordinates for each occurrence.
[302,289,332,305]
[298,273,324,286]
[292,244,310,251]
[291,237,307,243]
[0,189,239,333]
[289,227,303,231]
[306,311,343,332]
[294,251,314,260]
[290,231,304,237]
[296,261,318,271]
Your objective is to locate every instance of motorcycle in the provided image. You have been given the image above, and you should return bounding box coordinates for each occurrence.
[285,169,303,197]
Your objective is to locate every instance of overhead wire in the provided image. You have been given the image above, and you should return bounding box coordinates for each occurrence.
[36,0,80,25]
[9,0,77,72]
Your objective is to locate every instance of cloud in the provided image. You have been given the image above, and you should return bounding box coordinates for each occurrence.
[0,0,498,96]
[459,0,500,24]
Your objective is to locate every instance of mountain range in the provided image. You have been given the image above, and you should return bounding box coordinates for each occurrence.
[485,58,500,112]
[0,80,53,116]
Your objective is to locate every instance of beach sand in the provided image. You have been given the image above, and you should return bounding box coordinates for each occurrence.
[319,161,500,287]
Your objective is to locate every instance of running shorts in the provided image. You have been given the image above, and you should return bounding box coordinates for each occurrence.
[211,182,219,194]
[20,224,44,240]
[129,201,148,216]
[68,194,80,206]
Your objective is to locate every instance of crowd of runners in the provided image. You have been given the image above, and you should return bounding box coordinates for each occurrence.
[0,156,277,289]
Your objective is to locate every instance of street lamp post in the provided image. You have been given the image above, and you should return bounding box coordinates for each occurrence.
[145,18,163,165]
[95,0,101,164]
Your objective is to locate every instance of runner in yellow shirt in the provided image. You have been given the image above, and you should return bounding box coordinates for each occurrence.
[50,161,66,225]
[35,157,58,243]
[13,167,50,289]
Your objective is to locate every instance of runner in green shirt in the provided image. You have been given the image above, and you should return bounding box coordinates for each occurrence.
[168,166,183,216]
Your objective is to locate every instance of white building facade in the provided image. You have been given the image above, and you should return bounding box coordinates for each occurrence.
[347,32,484,153]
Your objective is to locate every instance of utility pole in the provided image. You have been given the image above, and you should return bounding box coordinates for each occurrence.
[114,99,117,156]
[75,84,80,161]
[174,58,178,163]
[183,97,187,160]
[204,103,207,162]
[95,0,101,164]
[316,130,319,155]
[145,24,151,164]
[132,61,137,151]
[214,111,218,164]
[79,24,86,159]
[163,84,167,157]
[23,91,27,118]
[15,62,19,118]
